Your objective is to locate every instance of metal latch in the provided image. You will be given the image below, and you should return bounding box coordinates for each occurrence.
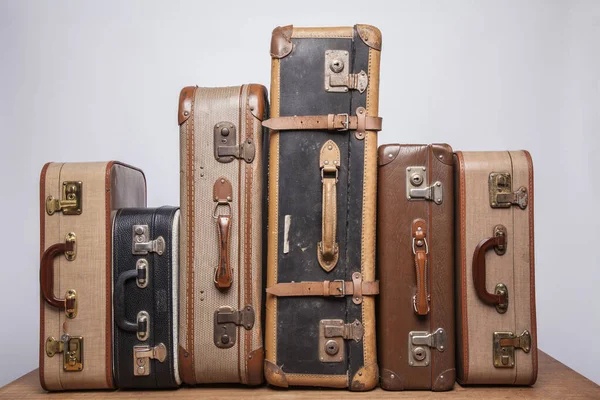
[319,319,363,363]
[45,334,84,371]
[489,172,528,209]
[408,328,446,367]
[46,181,83,215]
[137,311,149,341]
[493,330,531,368]
[133,343,167,376]
[214,305,255,348]
[214,121,255,163]
[132,225,165,255]
[136,259,148,288]
[406,167,443,205]
[324,50,368,93]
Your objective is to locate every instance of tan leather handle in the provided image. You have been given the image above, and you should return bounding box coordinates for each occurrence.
[317,140,340,272]
[412,219,429,315]
[40,236,75,311]
[214,214,233,290]
[472,225,508,308]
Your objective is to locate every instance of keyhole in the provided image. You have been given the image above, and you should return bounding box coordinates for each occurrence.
[330,59,344,73]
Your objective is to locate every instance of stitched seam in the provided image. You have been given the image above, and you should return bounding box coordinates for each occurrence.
[244,87,253,383]
[459,153,469,382]
[271,61,280,364]
[237,86,243,383]
[186,89,196,383]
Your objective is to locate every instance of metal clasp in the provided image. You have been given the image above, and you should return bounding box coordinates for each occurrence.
[408,328,446,367]
[45,334,84,371]
[137,311,149,341]
[136,259,148,288]
[319,319,364,363]
[46,181,83,215]
[133,343,167,376]
[332,279,346,297]
[493,330,531,368]
[214,305,255,348]
[324,50,368,93]
[489,172,528,209]
[214,121,255,163]
[132,225,165,256]
[406,167,443,204]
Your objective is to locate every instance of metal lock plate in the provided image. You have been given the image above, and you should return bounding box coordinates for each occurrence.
[46,181,83,215]
[319,320,345,363]
[136,258,148,288]
[324,50,368,93]
[132,225,165,255]
[406,167,443,204]
[213,122,255,163]
[489,172,528,209]
[213,305,255,348]
[133,343,167,376]
[137,311,149,341]
[46,334,84,371]
[408,328,446,367]
[493,330,531,368]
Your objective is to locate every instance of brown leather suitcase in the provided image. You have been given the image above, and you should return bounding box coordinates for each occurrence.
[39,162,146,390]
[263,25,382,390]
[377,144,455,391]
[177,84,267,385]
[454,150,537,385]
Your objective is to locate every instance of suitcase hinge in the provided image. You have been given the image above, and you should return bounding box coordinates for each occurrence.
[46,181,82,215]
[406,167,443,204]
[319,319,363,363]
[493,330,531,368]
[45,334,84,371]
[132,225,165,255]
[408,328,446,367]
[213,305,255,348]
[489,172,528,209]
[133,343,167,376]
[324,50,368,93]
[214,121,255,163]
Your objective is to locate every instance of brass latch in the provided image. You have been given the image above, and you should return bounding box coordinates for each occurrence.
[406,167,443,205]
[214,121,255,163]
[319,319,363,363]
[489,172,528,209]
[408,328,446,367]
[133,343,167,376]
[324,50,368,93]
[45,334,84,371]
[132,225,165,255]
[214,305,255,349]
[46,181,83,215]
[493,330,531,368]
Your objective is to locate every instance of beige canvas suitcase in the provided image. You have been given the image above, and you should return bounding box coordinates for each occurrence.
[454,151,537,385]
[178,84,267,385]
[39,161,146,391]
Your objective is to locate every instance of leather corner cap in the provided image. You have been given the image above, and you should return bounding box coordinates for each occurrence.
[247,84,268,121]
[378,144,399,166]
[356,24,382,50]
[178,86,196,125]
[350,363,378,391]
[271,25,293,59]
[264,360,288,388]
[246,347,264,386]
[433,368,456,392]
[432,143,454,166]
[380,368,403,391]
[178,345,196,385]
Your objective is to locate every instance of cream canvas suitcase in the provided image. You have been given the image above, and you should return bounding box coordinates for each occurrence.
[39,161,146,391]
[454,151,537,385]
[178,84,267,385]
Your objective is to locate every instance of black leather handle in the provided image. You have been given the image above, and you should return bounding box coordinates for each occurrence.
[114,269,138,332]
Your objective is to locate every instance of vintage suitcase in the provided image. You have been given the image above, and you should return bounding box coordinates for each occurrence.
[112,206,181,389]
[177,84,267,385]
[454,150,537,385]
[40,162,146,391]
[263,25,382,390]
[377,144,455,391]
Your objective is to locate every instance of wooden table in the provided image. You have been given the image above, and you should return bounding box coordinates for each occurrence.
[1,351,598,399]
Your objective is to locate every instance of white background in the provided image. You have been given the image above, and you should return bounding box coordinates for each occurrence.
[1,0,599,388]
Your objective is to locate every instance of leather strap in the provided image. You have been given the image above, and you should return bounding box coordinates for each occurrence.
[266,274,379,302]
[40,240,75,311]
[214,214,233,290]
[472,226,508,307]
[412,219,430,315]
[262,110,382,133]
[317,140,340,271]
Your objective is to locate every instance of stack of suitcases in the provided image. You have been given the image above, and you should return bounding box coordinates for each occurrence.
[38,24,537,393]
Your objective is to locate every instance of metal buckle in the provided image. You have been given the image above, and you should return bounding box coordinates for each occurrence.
[336,113,349,131]
[332,279,346,297]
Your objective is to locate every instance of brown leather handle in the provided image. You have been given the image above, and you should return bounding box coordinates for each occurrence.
[412,219,429,315]
[472,226,508,308]
[214,214,233,290]
[40,241,74,310]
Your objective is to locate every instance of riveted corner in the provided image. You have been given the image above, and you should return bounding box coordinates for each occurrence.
[378,144,400,166]
[432,143,454,166]
[380,368,404,391]
[264,360,288,388]
[178,86,195,125]
[356,24,382,50]
[247,84,268,121]
[432,368,456,392]
[246,347,264,386]
[350,363,378,391]
[271,25,294,59]
[178,344,196,385]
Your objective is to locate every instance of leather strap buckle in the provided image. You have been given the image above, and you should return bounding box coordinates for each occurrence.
[336,113,349,131]
[331,280,346,297]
